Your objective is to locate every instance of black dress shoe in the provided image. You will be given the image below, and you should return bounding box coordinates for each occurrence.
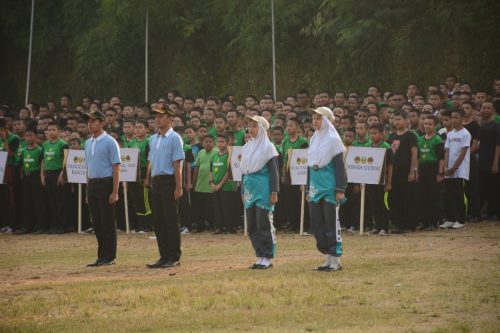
[163,260,180,268]
[86,259,101,267]
[146,259,167,269]
[249,263,259,269]
[99,259,115,266]
[315,265,330,271]
[256,263,273,270]
[323,265,342,272]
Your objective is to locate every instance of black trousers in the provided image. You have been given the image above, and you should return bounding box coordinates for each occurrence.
[193,192,214,230]
[246,205,276,258]
[12,165,23,230]
[45,170,69,231]
[366,184,389,231]
[310,200,342,256]
[0,165,15,228]
[479,169,499,216]
[151,176,181,262]
[87,178,117,261]
[418,163,442,227]
[339,184,360,229]
[389,170,418,230]
[213,190,239,231]
[444,178,466,224]
[22,171,48,231]
[465,155,480,218]
[281,184,303,230]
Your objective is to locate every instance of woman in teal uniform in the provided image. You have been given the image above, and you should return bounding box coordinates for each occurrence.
[307,107,347,272]
[241,115,279,269]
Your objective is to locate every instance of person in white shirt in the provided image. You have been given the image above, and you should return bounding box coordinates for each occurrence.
[440,109,471,229]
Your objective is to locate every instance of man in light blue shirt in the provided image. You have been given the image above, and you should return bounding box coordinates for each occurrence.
[83,108,121,267]
[145,103,185,269]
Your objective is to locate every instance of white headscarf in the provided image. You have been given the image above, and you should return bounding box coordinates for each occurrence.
[240,123,279,174]
[308,116,345,168]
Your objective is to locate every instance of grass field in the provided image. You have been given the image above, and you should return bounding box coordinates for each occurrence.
[0,222,499,333]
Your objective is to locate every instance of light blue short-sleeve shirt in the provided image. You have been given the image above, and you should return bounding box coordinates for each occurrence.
[84,132,121,179]
[148,128,185,176]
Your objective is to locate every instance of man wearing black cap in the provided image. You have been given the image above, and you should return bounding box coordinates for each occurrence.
[83,108,122,267]
[144,103,185,268]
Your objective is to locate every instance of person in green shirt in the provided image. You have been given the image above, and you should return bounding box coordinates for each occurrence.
[352,122,372,147]
[128,119,152,232]
[41,122,69,233]
[0,118,20,232]
[121,119,136,148]
[210,133,239,234]
[227,110,245,146]
[281,117,309,231]
[417,115,444,230]
[19,127,48,233]
[365,123,393,235]
[192,134,218,232]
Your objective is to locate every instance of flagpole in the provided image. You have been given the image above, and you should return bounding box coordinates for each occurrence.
[25,0,35,106]
[271,0,277,101]
[145,0,149,102]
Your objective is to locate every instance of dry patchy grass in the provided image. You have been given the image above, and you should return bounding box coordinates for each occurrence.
[0,222,499,333]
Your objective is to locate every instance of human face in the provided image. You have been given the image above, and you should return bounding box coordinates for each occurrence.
[451,112,463,128]
[184,128,196,141]
[261,111,272,122]
[393,115,406,130]
[70,141,81,149]
[285,96,296,106]
[46,125,60,140]
[481,102,494,120]
[367,103,378,114]
[343,131,355,146]
[429,95,441,108]
[355,122,367,138]
[216,137,228,151]
[206,100,218,111]
[172,117,183,128]
[368,87,378,97]
[369,129,383,145]
[215,118,226,131]
[367,115,379,126]
[260,98,274,111]
[184,99,194,112]
[155,113,172,130]
[414,99,425,111]
[123,106,135,118]
[13,120,26,134]
[203,110,215,125]
[247,120,259,138]
[195,98,205,108]
[462,103,474,118]
[245,97,256,108]
[407,85,418,98]
[272,129,283,144]
[409,112,420,128]
[312,114,323,130]
[87,118,104,136]
[105,111,116,125]
[227,112,238,127]
[347,97,359,112]
[423,119,436,134]
[297,93,308,107]
[451,94,461,108]
[123,122,135,137]
[174,97,184,109]
[286,120,298,135]
[333,107,345,118]
[341,118,352,130]
[475,92,487,106]
[197,127,207,141]
[189,117,201,129]
[319,93,329,106]
[203,137,214,151]
[221,101,232,113]
[357,111,368,123]
[24,131,36,145]
[134,123,148,138]
[335,93,346,106]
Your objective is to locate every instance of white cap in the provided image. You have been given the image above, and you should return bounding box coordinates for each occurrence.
[308,107,334,122]
[245,115,270,130]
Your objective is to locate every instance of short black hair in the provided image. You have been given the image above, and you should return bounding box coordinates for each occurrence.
[393,110,408,119]
[451,108,465,118]
[272,126,284,134]
[369,123,384,133]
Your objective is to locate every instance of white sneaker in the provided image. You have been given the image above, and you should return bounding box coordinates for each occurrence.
[180,227,190,235]
[439,221,455,229]
[3,227,13,234]
[452,222,465,229]
[347,226,355,233]
[378,229,388,236]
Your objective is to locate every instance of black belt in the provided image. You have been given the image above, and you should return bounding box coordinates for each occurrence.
[88,177,113,184]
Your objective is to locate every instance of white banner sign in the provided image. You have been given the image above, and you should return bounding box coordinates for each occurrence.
[345,146,386,185]
[119,148,139,182]
[66,149,87,184]
[289,149,308,185]
[0,151,7,184]
[229,146,243,181]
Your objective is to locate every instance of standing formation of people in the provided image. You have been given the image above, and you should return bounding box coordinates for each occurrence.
[0,74,499,270]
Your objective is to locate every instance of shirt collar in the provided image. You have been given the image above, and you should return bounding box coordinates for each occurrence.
[92,131,107,142]
[157,128,173,138]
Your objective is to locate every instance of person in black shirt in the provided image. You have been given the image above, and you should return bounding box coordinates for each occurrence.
[388,111,419,232]
[462,102,481,221]
[478,101,500,220]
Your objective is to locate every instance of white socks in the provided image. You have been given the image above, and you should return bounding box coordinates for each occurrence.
[328,255,341,268]
[256,257,264,265]
[322,254,331,267]
[260,257,272,267]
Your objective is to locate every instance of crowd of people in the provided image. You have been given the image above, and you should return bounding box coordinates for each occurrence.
[0,75,499,238]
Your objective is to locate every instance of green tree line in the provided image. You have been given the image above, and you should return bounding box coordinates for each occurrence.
[1,0,499,106]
